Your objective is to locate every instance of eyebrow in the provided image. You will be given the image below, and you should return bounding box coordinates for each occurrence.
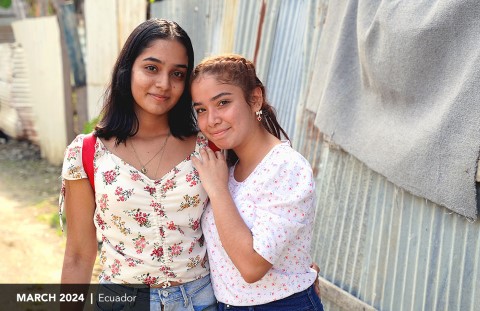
[211,92,232,101]
[193,92,233,107]
[142,57,188,69]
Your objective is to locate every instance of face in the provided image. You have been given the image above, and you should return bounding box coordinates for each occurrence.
[131,39,188,118]
[192,74,261,150]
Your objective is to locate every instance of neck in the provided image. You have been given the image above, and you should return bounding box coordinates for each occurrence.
[234,128,281,171]
[135,127,170,140]
[134,113,170,139]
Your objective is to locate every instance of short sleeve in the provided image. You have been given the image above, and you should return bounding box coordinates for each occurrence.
[250,148,316,264]
[58,134,89,230]
[61,134,88,181]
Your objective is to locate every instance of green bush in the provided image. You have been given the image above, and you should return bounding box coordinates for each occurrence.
[0,0,12,9]
[83,116,100,134]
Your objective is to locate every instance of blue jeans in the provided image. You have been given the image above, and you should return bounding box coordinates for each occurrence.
[217,285,323,311]
[95,274,218,310]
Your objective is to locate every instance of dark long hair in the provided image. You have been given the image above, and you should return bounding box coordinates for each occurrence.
[95,19,197,145]
[191,54,289,165]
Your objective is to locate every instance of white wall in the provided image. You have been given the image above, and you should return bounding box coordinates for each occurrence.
[12,16,68,165]
[84,0,146,121]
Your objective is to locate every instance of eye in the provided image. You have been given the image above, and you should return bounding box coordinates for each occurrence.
[195,107,206,114]
[172,71,186,79]
[145,65,157,72]
[218,100,229,106]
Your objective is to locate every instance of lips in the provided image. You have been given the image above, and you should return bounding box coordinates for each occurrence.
[209,128,230,138]
[149,93,169,102]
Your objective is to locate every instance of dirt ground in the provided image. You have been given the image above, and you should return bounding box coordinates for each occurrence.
[0,139,103,284]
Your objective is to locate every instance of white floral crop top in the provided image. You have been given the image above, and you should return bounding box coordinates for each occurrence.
[59,132,210,286]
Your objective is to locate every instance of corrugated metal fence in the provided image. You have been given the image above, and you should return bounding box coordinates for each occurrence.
[0,42,36,142]
[296,112,480,311]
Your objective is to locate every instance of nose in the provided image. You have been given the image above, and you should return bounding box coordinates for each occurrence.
[207,109,221,127]
[155,72,170,90]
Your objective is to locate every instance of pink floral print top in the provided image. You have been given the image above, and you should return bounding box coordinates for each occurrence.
[202,142,318,305]
[60,133,210,285]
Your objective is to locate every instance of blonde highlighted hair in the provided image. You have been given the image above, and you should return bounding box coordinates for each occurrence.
[191,54,289,139]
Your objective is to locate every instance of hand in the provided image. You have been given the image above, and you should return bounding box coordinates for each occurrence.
[310,262,321,297]
[191,147,229,197]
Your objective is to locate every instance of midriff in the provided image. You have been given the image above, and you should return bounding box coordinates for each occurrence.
[150,280,183,288]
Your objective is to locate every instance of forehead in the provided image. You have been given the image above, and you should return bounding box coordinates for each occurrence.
[136,39,188,64]
[192,75,225,91]
[192,75,243,100]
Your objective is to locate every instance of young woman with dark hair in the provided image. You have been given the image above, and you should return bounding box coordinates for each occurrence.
[96,18,197,143]
[60,19,216,310]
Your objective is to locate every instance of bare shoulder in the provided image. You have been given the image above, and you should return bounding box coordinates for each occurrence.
[98,136,117,150]
[98,136,129,159]
[169,134,197,155]
[159,134,196,166]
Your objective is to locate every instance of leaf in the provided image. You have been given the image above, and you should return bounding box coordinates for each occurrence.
[82,116,100,134]
[0,0,12,9]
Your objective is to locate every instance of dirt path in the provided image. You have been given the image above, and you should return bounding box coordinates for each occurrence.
[0,139,102,284]
[0,139,66,283]
[0,194,65,283]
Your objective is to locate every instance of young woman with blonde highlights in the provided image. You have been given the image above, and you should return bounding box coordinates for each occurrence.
[191,54,323,310]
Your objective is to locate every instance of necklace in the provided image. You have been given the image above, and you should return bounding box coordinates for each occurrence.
[130,133,170,174]
[153,134,170,179]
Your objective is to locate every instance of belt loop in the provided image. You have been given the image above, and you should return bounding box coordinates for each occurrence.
[179,284,189,307]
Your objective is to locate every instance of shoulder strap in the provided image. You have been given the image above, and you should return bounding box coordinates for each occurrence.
[82,133,96,190]
[208,140,220,152]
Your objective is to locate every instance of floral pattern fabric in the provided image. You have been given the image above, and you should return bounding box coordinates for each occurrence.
[60,133,210,285]
[202,142,318,305]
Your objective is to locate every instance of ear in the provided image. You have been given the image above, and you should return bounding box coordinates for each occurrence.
[251,86,263,111]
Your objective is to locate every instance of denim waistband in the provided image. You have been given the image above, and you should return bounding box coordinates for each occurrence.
[218,284,323,311]
[150,274,212,304]
[98,274,212,303]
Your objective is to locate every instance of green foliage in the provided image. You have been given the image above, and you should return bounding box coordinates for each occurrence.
[0,0,11,9]
[83,116,100,134]
[49,212,66,235]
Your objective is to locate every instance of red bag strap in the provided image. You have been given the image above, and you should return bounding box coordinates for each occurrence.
[82,133,96,190]
[208,140,220,152]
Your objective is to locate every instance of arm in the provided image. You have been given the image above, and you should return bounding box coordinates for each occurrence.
[192,148,272,283]
[61,179,97,283]
[208,188,272,283]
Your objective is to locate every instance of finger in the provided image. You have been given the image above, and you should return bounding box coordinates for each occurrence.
[199,148,210,161]
[314,275,321,297]
[204,147,217,158]
[215,150,225,160]
[315,284,321,297]
[191,155,201,166]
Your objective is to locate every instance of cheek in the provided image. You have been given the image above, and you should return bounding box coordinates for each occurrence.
[131,72,149,91]
[130,76,142,100]
[173,82,184,91]
[172,80,185,95]
[196,115,208,132]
